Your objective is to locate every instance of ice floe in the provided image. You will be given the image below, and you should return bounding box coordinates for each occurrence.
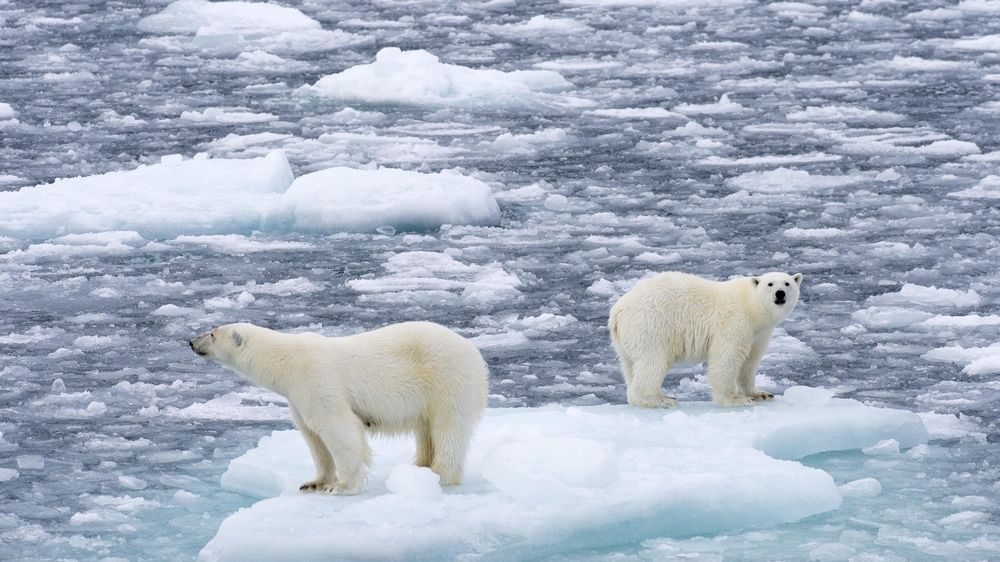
[201,394,927,561]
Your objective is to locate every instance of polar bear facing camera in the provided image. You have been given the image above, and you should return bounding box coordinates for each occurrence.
[190,321,488,495]
[609,271,803,408]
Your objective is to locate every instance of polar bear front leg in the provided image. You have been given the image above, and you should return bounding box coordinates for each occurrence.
[738,339,773,402]
[314,412,372,495]
[707,343,753,407]
[291,406,338,493]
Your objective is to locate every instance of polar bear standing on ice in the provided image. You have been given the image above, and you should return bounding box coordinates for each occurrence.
[608,271,803,408]
[190,321,488,494]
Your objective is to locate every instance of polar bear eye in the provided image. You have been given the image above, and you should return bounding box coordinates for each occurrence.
[767,282,773,287]
[785,282,790,286]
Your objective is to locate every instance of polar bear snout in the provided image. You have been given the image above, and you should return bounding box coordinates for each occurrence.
[189,332,211,357]
[775,290,786,304]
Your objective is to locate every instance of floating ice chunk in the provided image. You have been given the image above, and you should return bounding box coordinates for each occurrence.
[852,306,934,330]
[783,227,847,239]
[957,0,1000,15]
[951,34,1000,51]
[0,102,16,120]
[543,194,569,211]
[588,107,688,122]
[137,0,365,55]
[297,48,576,109]
[179,107,278,125]
[469,331,530,350]
[922,313,1000,327]
[939,511,990,526]
[118,475,148,490]
[481,15,591,36]
[385,465,442,499]
[0,468,18,482]
[203,399,926,561]
[165,391,289,422]
[865,284,981,309]
[485,128,570,154]
[786,105,905,124]
[699,152,842,167]
[962,355,1000,376]
[171,235,313,253]
[879,56,977,72]
[948,175,1000,199]
[728,168,868,193]
[923,342,1000,364]
[0,151,293,239]
[839,478,882,498]
[634,251,682,264]
[138,0,321,34]
[284,167,500,233]
[674,93,748,116]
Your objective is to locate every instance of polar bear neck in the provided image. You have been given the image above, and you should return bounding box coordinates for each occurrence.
[224,328,311,397]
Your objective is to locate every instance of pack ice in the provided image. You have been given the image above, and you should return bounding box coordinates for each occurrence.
[201,389,927,562]
[0,152,500,239]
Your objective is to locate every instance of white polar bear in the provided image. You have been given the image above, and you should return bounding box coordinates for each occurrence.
[190,321,488,495]
[608,271,803,408]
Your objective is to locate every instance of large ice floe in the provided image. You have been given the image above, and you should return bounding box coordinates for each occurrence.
[297,47,580,109]
[0,152,500,239]
[201,390,927,561]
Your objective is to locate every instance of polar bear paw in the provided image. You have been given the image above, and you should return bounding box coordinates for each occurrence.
[630,394,679,409]
[299,480,338,493]
[717,395,754,407]
[750,390,774,401]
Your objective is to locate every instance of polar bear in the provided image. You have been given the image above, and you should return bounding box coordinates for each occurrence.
[190,321,488,494]
[608,271,803,408]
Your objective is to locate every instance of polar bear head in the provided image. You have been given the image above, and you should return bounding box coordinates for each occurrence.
[189,323,250,365]
[751,272,803,323]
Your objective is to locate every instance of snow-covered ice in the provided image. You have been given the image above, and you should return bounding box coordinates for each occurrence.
[202,395,926,562]
[297,47,577,109]
[0,152,499,238]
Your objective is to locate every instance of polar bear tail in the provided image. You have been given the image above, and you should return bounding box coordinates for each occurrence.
[608,309,633,383]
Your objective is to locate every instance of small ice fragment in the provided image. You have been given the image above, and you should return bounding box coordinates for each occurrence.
[376,225,396,236]
[51,378,66,393]
[543,194,569,211]
[119,475,148,490]
[0,468,18,482]
[839,478,882,498]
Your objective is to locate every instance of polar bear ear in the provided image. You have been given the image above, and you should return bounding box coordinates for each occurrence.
[231,331,245,348]
[792,273,803,285]
[752,277,760,286]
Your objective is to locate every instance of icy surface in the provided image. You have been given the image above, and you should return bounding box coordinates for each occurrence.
[0,152,498,237]
[203,396,924,561]
[2,0,1000,560]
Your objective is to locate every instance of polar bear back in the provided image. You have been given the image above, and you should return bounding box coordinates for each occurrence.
[332,321,489,433]
[609,272,755,364]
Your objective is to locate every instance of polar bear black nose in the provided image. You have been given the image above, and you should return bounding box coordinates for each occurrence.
[775,290,786,302]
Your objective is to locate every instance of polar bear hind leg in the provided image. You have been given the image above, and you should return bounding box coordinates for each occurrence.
[626,352,678,409]
[428,411,477,486]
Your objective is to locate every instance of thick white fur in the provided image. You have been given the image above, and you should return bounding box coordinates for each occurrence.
[608,271,802,408]
[191,321,488,495]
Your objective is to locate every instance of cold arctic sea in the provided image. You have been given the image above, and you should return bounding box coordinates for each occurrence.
[1,0,999,560]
